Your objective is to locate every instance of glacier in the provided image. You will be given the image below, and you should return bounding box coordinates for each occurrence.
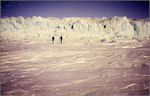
[0,16,150,43]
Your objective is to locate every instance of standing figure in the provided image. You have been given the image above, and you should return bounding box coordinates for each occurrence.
[52,36,55,44]
[60,36,63,44]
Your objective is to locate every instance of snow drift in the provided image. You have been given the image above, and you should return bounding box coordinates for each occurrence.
[0,16,150,43]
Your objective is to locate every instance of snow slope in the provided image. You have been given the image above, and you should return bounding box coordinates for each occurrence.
[0,16,150,43]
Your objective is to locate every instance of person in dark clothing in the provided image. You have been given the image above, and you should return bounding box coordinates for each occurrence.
[52,36,55,44]
[60,36,63,44]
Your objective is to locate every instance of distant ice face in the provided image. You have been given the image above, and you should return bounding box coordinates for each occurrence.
[0,16,150,43]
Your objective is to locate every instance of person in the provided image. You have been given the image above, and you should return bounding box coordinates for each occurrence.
[60,36,63,44]
[52,36,55,44]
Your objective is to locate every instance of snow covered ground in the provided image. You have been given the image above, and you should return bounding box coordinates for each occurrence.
[0,16,150,96]
[0,40,149,96]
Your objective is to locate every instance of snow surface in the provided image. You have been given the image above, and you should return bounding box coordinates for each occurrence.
[0,16,150,43]
[0,41,149,96]
[0,16,150,96]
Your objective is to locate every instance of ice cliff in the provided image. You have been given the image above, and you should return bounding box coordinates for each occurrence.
[0,16,150,43]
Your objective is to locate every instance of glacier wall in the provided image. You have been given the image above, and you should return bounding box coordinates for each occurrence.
[0,16,150,43]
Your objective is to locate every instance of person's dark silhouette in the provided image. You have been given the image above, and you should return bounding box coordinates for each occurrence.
[60,36,63,44]
[52,36,55,44]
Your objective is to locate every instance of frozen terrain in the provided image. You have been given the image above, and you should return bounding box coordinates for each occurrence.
[0,16,150,43]
[0,40,150,96]
[0,16,150,96]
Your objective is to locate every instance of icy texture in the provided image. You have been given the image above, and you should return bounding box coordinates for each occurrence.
[0,16,150,43]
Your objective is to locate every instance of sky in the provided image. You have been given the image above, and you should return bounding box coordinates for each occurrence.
[1,1,149,18]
